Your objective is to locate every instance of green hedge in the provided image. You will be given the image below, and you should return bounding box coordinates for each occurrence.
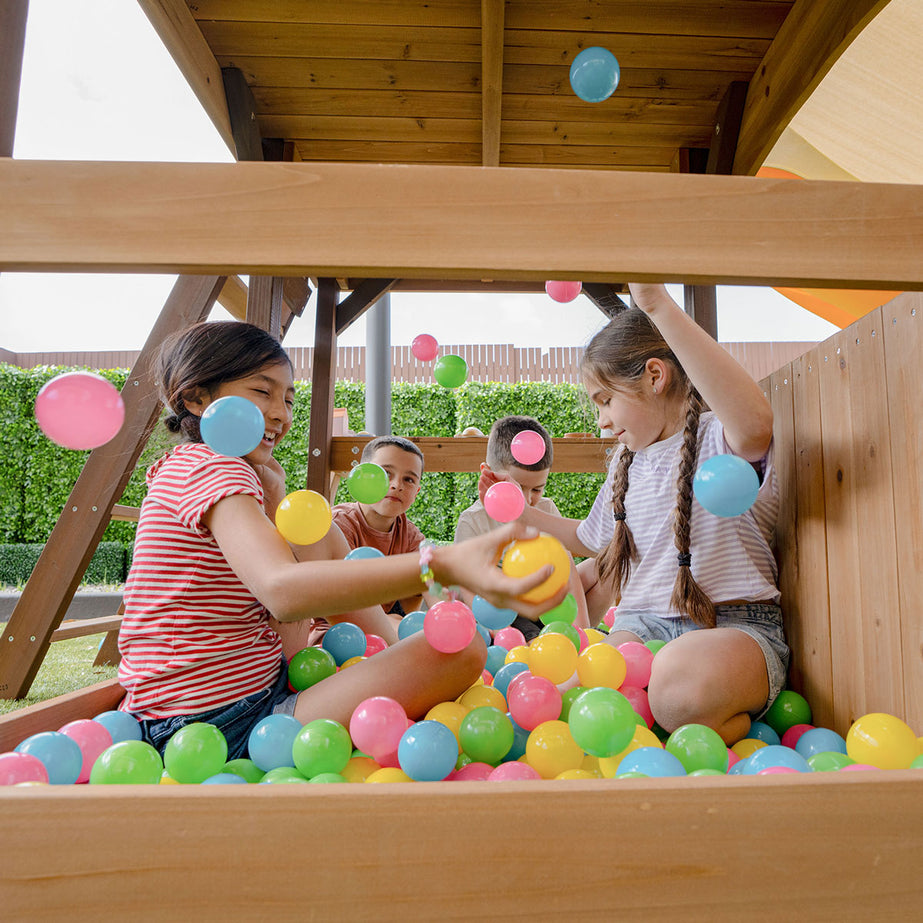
[0,541,127,586]
[0,365,607,575]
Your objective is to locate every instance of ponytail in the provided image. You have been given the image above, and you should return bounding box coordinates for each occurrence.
[596,447,636,600]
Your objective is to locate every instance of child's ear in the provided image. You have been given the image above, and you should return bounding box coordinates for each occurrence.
[182,386,211,417]
[479,462,492,474]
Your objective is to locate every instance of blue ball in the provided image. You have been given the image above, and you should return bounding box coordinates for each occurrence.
[617,746,687,778]
[202,772,249,785]
[492,661,530,699]
[569,46,620,103]
[795,727,848,760]
[93,710,142,744]
[472,595,517,631]
[398,720,458,781]
[345,546,385,561]
[485,644,508,677]
[247,713,302,772]
[505,713,530,763]
[322,621,367,665]
[746,720,781,746]
[398,609,426,640]
[475,622,492,647]
[693,453,760,517]
[200,395,264,457]
[744,744,811,774]
[15,731,83,785]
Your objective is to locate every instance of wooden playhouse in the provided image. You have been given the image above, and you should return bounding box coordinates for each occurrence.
[2,1,922,918]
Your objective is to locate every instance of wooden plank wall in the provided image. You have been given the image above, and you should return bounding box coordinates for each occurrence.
[766,292,923,737]
[5,341,813,385]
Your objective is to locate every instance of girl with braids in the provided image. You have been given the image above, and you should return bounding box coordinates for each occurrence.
[117,320,563,758]
[484,283,787,744]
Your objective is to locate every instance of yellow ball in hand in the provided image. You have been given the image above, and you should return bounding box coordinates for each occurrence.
[275,489,332,545]
[501,533,570,604]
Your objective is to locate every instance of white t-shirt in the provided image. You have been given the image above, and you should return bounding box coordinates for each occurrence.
[576,412,780,614]
[455,496,561,543]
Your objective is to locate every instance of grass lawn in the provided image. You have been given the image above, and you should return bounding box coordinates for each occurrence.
[0,629,117,716]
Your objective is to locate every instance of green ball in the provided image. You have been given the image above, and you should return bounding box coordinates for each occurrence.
[90,740,163,785]
[292,718,352,779]
[288,646,337,691]
[687,768,726,777]
[222,758,265,783]
[164,722,228,784]
[807,751,854,772]
[309,772,347,783]
[260,767,309,784]
[433,354,468,389]
[559,685,588,722]
[763,690,813,737]
[540,593,578,626]
[459,706,513,766]
[910,754,923,769]
[346,462,389,504]
[567,687,637,758]
[645,639,667,654]
[456,751,474,771]
[666,724,729,774]
[539,620,580,651]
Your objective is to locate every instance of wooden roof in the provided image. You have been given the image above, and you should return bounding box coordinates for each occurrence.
[139,1,890,177]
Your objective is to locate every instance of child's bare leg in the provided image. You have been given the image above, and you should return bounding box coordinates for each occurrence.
[577,558,617,626]
[292,632,487,727]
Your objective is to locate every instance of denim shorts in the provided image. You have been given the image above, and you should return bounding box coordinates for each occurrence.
[610,603,790,717]
[135,661,300,761]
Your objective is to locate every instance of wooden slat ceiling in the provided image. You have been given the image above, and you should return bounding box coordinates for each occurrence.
[181,0,800,172]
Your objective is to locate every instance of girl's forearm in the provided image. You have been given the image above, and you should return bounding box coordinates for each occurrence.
[519,504,597,558]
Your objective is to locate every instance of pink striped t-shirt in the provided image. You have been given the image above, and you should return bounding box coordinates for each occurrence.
[118,443,283,717]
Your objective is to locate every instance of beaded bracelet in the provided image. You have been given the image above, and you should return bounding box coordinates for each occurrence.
[419,540,459,601]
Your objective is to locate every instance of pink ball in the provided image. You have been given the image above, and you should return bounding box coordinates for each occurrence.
[451,762,493,781]
[59,719,113,784]
[757,766,800,775]
[841,763,878,772]
[411,333,439,362]
[364,634,388,656]
[423,600,477,653]
[0,751,50,786]
[483,481,525,523]
[619,684,654,728]
[507,673,562,731]
[35,371,125,450]
[510,430,546,466]
[603,606,617,628]
[493,626,526,651]
[575,627,589,653]
[488,761,541,781]
[481,669,494,685]
[349,696,408,761]
[780,723,815,750]
[545,280,583,303]
[726,748,740,770]
[617,641,654,689]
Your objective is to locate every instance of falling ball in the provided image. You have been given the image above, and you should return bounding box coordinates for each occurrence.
[433,354,468,389]
[501,533,571,604]
[483,481,525,523]
[275,489,332,545]
[544,280,583,303]
[693,453,760,517]
[569,46,620,103]
[411,334,439,361]
[510,429,547,465]
[346,462,389,504]
[200,395,264,457]
[34,371,125,450]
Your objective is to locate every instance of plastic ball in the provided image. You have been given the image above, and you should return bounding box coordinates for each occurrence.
[597,726,665,778]
[501,533,571,604]
[457,683,505,712]
[616,641,654,689]
[576,642,627,689]
[693,453,760,517]
[807,751,854,772]
[510,429,547,465]
[259,767,309,784]
[200,395,264,457]
[341,755,381,783]
[746,720,781,746]
[459,706,514,766]
[471,595,517,631]
[322,621,368,665]
[645,639,667,655]
[452,762,494,782]
[89,740,164,784]
[349,696,409,762]
[398,720,458,781]
[275,489,332,545]
[491,661,530,700]
[346,462,389,504]
[365,767,413,783]
[247,713,302,771]
[780,723,815,750]
[528,632,579,685]
[505,644,531,665]
[745,744,812,774]
[763,690,813,737]
[345,545,385,561]
[309,772,347,784]
[795,727,848,760]
[666,724,729,774]
[202,772,248,785]
[433,354,468,389]
[539,620,580,651]
[544,280,584,303]
[526,719,584,779]
[15,731,83,785]
[494,625,526,651]
[488,761,541,782]
[163,722,228,784]
[425,701,470,743]
[93,710,142,743]
[292,719,352,779]
[619,684,654,729]
[288,645,337,690]
[483,481,525,523]
[59,719,114,784]
[618,746,687,778]
[364,633,388,656]
[34,371,125,450]
[567,687,637,758]
[398,609,426,639]
[559,685,588,722]
[539,593,578,628]
[424,599,476,653]
[221,758,265,783]
[846,712,919,770]
[485,644,509,676]
[411,333,439,362]
[0,751,50,786]
[507,672,562,731]
[568,46,620,103]
[731,738,767,759]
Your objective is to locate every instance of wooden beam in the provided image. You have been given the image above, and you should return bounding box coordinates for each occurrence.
[0,275,226,700]
[336,278,399,335]
[3,160,923,289]
[0,0,28,158]
[136,0,235,155]
[246,275,284,338]
[306,279,338,497]
[480,0,505,167]
[581,283,630,319]
[50,617,123,643]
[222,66,263,163]
[734,0,889,175]
[217,275,249,320]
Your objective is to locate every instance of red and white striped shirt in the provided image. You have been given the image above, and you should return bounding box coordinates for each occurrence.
[118,443,283,717]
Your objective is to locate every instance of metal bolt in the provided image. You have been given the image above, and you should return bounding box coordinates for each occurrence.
[312,448,321,457]
[92,506,98,512]
[72,506,78,512]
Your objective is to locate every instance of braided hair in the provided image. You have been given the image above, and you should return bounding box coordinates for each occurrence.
[581,307,716,627]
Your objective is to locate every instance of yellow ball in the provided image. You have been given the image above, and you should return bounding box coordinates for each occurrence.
[525,719,584,779]
[365,767,413,783]
[846,712,919,769]
[598,725,663,778]
[555,768,600,781]
[583,628,606,645]
[731,738,767,759]
[458,684,507,712]
[341,756,380,783]
[576,642,627,689]
[426,701,470,743]
[338,655,366,670]
[275,489,332,545]
[501,534,571,604]
[505,645,531,666]
[528,632,579,685]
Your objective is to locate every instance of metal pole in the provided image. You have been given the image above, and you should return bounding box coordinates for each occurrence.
[365,291,392,435]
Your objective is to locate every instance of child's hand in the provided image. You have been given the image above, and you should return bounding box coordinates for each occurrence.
[477,462,504,504]
[627,282,673,315]
[250,456,287,522]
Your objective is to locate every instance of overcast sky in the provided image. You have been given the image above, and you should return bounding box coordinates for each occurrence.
[0,0,839,353]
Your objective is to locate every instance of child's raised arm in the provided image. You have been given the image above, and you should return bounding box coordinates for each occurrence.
[628,282,773,462]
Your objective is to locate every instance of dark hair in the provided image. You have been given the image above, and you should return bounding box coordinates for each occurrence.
[361,435,425,470]
[580,308,714,628]
[157,321,291,443]
[486,415,553,471]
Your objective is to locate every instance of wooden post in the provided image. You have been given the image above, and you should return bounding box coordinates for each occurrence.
[246,275,284,338]
[0,276,226,699]
[306,278,338,497]
[0,0,28,158]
